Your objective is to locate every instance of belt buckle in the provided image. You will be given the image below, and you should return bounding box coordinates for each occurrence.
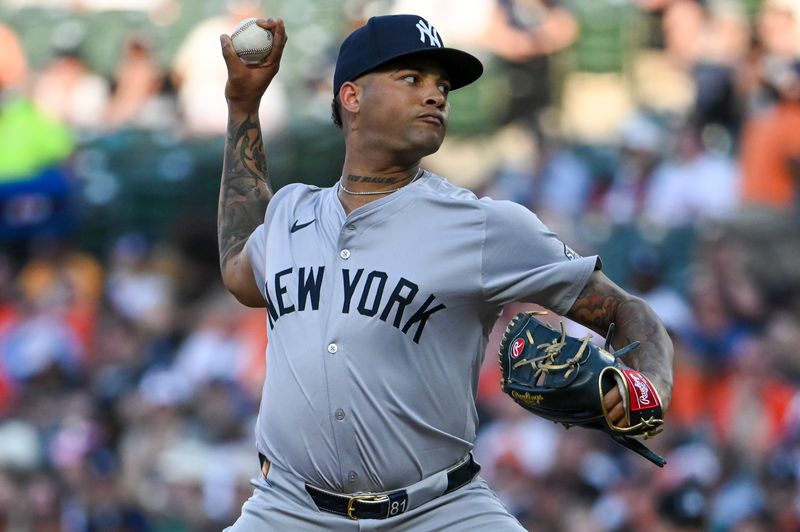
[346,494,389,520]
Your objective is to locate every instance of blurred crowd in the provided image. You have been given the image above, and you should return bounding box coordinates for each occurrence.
[2,0,800,530]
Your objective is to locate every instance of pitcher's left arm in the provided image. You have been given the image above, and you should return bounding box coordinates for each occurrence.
[567,269,674,422]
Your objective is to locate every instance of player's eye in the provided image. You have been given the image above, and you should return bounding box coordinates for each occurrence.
[438,83,450,95]
[402,74,418,84]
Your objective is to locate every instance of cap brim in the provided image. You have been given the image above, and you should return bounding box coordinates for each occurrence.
[352,47,483,91]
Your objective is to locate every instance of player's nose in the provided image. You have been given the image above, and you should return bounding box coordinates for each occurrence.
[420,79,446,108]
[420,74,447,107]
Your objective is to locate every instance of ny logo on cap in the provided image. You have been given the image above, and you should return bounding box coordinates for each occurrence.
[416,19,442,48]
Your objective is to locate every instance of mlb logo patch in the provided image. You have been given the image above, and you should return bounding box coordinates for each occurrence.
[563,243,581,260]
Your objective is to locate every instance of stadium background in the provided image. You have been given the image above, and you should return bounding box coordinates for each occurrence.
[1,0,799,530]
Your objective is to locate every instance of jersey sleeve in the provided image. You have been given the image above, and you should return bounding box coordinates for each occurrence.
[480,199,600,314]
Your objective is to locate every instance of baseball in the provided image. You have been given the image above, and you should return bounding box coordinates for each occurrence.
[231,18,273,63]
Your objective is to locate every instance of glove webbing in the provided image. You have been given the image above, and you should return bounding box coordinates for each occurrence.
[512,322,592,381]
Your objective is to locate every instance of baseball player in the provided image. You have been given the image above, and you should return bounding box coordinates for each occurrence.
[218,14,674,531]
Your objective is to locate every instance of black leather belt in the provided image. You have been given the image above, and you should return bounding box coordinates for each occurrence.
[304,454,481,520]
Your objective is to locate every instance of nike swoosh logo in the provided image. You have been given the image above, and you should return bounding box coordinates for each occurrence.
[290,219,316,233]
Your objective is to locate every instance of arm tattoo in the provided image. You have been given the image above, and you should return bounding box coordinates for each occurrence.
[218,111,273,271]
[568,274,675,406]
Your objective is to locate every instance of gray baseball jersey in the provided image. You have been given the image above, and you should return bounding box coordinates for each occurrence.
[245,170,598,494]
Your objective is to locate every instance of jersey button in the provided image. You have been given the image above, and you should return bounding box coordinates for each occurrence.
[347,471,358,483]
[339,249,351,260]
[334,409,346,421]
[346,224,356,231]
[327,343,338,354]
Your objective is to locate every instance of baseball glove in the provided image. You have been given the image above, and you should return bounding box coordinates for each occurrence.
[498,311,666,467]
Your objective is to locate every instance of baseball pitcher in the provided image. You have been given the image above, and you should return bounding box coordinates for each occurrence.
[218,14,674,531]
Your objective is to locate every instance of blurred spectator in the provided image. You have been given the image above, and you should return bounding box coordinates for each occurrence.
[0,70,75,242]
[105,32,178,130]
[118,369,194,522]
[105,233,177,336]
[601,113,665,225]
[680,267,751,369]
[0,302,83,387]
[531,136,595,225]
[483,126,594,232]
[739,66,800,212]
[600,113,739,230]
[758,0,800,62]
[705,236,766,325]
[765,309,800,381]
[0,166,74,244]
[474,409,562,493]
[18,240,103,309]
[0,96,74,183]
[171,0,288,137]
[633,0,749,126]
[661,0,750,130]
[643,122,740,228]
[31,45,110,131]
[16,238,103,354]
[738,0,800,212]
[658,480,709,530]
[0,23,28,92]
[483,0,579,140]
[718,337,795,461]
[172,290,264,389]
[625,245,693,335]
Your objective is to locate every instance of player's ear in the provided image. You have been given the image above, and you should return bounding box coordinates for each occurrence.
[339,81,361,115]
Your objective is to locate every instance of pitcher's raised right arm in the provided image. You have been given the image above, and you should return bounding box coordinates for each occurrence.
[217,18,286,306]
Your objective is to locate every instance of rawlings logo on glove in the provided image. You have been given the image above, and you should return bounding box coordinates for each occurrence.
[498,311,666,467]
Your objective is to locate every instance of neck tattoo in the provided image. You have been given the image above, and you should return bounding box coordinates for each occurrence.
[339,169,423,196]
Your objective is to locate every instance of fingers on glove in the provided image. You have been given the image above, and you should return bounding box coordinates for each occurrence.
[603,386,629,428]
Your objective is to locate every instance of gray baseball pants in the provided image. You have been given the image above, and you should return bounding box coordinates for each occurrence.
[225,460,527,531]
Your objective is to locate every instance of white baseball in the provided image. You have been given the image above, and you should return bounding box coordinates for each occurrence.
[231,18,273,63]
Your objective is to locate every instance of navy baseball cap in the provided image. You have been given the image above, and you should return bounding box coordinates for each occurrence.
[333,14,483,96]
